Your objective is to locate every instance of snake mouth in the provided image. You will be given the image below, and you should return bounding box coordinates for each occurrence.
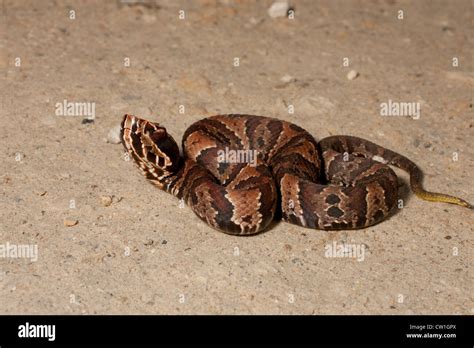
[121,114,147,131]
[121,114,165,133]
[121,114,135,132]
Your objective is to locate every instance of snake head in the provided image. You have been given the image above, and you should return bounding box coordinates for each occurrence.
[121,114,181,175]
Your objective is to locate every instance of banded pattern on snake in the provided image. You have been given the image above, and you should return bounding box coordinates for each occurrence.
[121,114,471,235]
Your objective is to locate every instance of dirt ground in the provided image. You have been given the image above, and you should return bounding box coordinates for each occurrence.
[1,0,472,315]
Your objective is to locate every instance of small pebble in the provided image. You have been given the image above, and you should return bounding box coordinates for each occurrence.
[247,17,261,26]
[81,118,95,124]
[346,70,359,80]
[36,190,47,196]
[144,239,154,246]
[107,124,122,144]
[268,1,290,18]
[280,74,294,83]
[64,219,78,227]
[100,196,113,207]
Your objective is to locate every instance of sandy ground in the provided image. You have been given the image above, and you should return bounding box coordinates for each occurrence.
[0,0,472,314]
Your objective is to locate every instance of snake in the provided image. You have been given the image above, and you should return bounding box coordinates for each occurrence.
[120,114,471,235]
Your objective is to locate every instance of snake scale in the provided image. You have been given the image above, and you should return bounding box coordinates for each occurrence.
[121,114,471,235]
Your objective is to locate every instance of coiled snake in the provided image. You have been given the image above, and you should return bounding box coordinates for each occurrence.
[121,114,471,235]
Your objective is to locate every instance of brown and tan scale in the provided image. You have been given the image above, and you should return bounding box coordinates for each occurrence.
[120,114,472,235]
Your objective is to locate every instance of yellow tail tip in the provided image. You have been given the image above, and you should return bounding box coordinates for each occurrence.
[414,191,472,209]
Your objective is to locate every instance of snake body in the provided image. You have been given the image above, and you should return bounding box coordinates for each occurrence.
[121,114,471,235]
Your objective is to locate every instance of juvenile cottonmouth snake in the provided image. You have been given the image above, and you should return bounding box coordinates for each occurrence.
[121,114,471,235]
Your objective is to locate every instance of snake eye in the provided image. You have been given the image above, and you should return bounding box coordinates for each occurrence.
[157,156,165,167]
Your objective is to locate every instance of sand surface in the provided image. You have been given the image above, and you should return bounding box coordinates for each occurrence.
[1,0,472,314]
